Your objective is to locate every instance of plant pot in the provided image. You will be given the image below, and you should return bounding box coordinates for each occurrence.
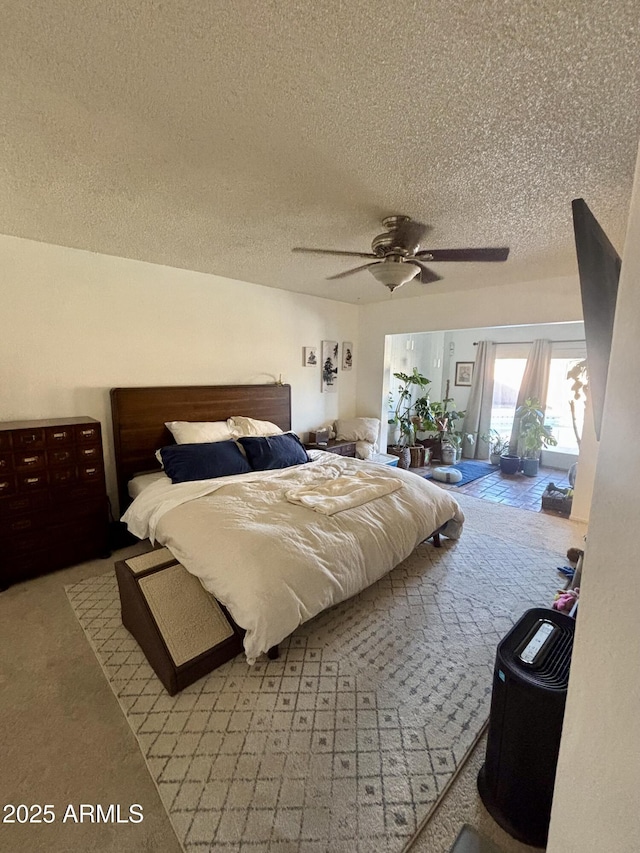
[388,445,411,469]
[522,457,539,477]
[500,454,521,475]
[417,437,441,462]
[490,452,501,466]
[409,445,426,468]
[440,442,456,465]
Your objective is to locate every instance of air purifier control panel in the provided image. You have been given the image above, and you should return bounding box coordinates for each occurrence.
[517,619,557,665]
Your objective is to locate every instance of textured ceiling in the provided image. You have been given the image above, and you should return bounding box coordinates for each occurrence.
[1,1,639,304]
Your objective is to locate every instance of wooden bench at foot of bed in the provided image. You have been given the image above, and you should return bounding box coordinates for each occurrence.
[115,548,244,695]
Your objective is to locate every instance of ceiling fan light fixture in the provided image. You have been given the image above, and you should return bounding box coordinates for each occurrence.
[368,260,420,292]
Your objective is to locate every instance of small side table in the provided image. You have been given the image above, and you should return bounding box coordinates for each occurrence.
[305,439,357,457]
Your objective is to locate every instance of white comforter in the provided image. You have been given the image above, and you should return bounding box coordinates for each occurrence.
[122,452,464,664]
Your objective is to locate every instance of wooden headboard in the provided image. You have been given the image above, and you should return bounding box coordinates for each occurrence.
[110,384,292,511]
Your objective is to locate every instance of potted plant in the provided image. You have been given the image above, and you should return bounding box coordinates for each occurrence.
[516,398,558,476]
[414,388,466,462]
[480,429,510,465]
[388,368,432,467]
[387,392,400,446]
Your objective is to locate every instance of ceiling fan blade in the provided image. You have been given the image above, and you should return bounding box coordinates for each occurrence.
[394,219,431,248]
[292,247,377,259]
[413,262,443,284]
[415,247,510,262]
[326,262,380,280]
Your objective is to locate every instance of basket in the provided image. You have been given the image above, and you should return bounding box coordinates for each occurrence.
[541,484,573,517]
[409,445,426,468]
[387,446,411,469]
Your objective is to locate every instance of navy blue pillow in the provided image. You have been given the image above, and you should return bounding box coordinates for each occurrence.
[238,433,310,471]
[159,441,251,483]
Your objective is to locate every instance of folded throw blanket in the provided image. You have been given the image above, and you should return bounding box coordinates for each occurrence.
[285,471,402,515]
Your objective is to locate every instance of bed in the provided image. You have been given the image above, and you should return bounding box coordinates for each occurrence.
[111,384,464,664]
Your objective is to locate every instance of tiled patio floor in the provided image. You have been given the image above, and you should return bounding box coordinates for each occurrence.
[411,462,572,513]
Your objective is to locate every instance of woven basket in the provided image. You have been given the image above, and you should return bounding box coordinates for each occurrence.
[387,446,411,469]
[409,445,426,468]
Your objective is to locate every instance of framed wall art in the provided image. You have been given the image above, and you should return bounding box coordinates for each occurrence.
[342,341,353,370]
[321,340,339,392]
[303,346,318,367]
[455,361,474,386]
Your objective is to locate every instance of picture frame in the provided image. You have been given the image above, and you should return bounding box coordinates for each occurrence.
[321,340,339,392]
[342,341,353,371]
[303,346,317,367]
[455,361,474,386]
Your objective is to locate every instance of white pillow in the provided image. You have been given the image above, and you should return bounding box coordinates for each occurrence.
[165,421,233,444]
[227,416,284,437]
[356,440,375,460]
[335,417,380,445]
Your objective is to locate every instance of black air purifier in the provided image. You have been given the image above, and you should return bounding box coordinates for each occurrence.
[477,607,575,848]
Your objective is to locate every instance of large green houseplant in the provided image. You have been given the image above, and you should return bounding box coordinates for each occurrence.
[413,391,470,461]
[516,397,558,476]
[388,368,432,466]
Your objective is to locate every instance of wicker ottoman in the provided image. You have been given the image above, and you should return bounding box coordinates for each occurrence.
[115,548,244,695]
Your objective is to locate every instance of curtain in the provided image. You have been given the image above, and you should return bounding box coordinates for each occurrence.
[462,341,496,459]
[508,338,552,453]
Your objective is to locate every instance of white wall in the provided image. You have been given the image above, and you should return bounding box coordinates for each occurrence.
[547,143,640,852]
[0,235,359,510]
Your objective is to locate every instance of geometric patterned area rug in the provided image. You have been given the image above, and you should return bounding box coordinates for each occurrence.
[66,528,561,853]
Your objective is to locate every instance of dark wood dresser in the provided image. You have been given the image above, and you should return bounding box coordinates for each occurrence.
[0,417,109,589]
[304,439,357,457]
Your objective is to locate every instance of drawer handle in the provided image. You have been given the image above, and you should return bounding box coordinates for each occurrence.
[23,435,37,444]
[0,481,9,490]
[85,467,97,474]
[25,477,40,484]
[23,456,38,464]
[80,429,94,436]
[12,519,32,531]
[53,432,66,439]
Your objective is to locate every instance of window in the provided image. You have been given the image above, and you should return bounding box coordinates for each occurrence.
[490,358,526,441]
[545,358,585,453]
[489,353,585,454]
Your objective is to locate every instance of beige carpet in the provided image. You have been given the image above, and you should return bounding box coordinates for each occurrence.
[65,495,586,853]
[0,496,585,853]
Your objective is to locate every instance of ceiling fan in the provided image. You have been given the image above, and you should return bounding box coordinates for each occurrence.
[293,215,510,292]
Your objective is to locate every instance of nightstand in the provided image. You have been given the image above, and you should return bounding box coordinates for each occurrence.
[304,439,357,457]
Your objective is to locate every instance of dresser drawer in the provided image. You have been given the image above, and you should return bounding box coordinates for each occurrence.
[78,462,104,483]
[3,526,50,556]
[76,444,102,462]
[0,476,17,498]
[17,471,48,492]
[52,482,104,504]
[45,425,75,446]
[47,447,76,467]
[0,491,49,519]
[48,466,77,487]
[0,432,12,451]
[14,450,46,471]
[75,424,101,444]
[12,428,45,450]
